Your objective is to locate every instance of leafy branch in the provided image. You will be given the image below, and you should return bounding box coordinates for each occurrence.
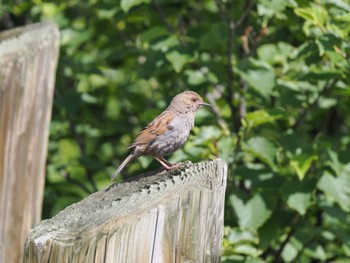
[293,79,338,129]
[152,0,176,33]
[214,0,254,133]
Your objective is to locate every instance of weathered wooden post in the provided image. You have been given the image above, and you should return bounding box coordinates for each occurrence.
[0,22,59,263]
[24,159,227,263]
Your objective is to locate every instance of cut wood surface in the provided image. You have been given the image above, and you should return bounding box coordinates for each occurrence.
[0,22,59,263]
[24,159,227,263]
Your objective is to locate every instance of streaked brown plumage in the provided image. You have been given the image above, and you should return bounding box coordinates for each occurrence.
[111,91,210,180]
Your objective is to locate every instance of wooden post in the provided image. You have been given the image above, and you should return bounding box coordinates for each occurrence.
[0,22,59,263]
[24,159,227,263]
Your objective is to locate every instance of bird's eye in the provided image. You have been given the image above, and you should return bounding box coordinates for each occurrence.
[191,97,198,102]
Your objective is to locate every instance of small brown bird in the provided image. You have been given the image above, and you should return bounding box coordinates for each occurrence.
[111,91,210,180]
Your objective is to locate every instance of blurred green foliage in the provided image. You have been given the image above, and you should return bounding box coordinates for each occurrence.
[2,0,350,261]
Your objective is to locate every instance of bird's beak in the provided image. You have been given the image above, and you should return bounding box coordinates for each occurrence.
[200,102,211,107]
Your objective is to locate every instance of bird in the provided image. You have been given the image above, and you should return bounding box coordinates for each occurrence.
[111,91,211,180]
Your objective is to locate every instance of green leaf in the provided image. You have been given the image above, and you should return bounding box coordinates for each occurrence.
[185,69,206,86]
[41,2,59,17]
[57,139,81,162]
[244,110,284,129]
[225,227,258,245]
[329,0,350,11]
[315,33,340,56]
[200,33,223,50]
[217,136,235,163]
[244,137,277,170]
[232,244,263,257]
[290,154,317,180]
[318,97,337,109]
[193,125,222,143]
[294,7,316,22]
[230,193,274,231]
[258,214,283,250]
[165,51,191,73]
[199,22,227,51]
[304,244,327,261]
[281,179,315,215]
[120,0,150,13]
[258,42,295,65]
[152,35,179,51]
[257,44,279,64]
[96,8,119,19]
[318,171,350,212]
[300,68,342,81]
[141,27,168,43]
[294,4,328,30]
[81,93,98,104]
[326,149,343,176]
[286,192,312,215]
[240,68,276,97]
[281,242,299,262]
[258,0,288,18]
[88,74,108,88]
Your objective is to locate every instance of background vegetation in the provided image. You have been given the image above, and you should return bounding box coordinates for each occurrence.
[1,0,350,262]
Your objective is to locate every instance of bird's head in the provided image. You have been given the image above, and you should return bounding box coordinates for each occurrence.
[170,91,211,114]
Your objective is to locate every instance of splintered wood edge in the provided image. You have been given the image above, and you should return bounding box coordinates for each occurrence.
[27,159,227,247]
[0,22,60,60]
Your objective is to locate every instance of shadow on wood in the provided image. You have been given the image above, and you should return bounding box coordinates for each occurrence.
[24,159,227,263]
[0,22,59,263]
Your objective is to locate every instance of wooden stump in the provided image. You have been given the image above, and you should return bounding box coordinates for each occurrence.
[24,159,227,263]
[0,22,59,263]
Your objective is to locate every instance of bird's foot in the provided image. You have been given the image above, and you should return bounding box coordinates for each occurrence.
[158,162,181,174]
[157,163,180,175]
[154,156,177,170]
[166,163,180,170]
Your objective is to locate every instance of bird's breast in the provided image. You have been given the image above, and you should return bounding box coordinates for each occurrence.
[146,115,193,157]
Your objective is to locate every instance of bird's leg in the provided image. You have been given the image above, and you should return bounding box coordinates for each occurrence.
[154,156,179,170]
[160,156,181,169]
[154,156,172,170]
[158,156,174,166]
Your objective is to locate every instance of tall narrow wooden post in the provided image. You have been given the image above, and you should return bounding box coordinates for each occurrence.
[24,159,227,263]
[0,22,59,263]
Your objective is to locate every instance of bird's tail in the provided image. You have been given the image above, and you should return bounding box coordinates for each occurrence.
[111,153,135,181]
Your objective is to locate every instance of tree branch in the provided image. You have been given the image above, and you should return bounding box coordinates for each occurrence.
[225,1,239,132]
[293,79,338,129]
[275,227,295,262]
[223,0,255,132]
[152,0,176,34]
[234,0,254,30]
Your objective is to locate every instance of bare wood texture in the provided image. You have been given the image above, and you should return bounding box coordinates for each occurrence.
[0,22,59,263]
[24,159,227,263]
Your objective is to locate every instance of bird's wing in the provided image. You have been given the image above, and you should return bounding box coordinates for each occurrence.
[127,111,176,149]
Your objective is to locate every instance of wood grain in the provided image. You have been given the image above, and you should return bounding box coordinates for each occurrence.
[0,22,59,263]
[24,159,227,263]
